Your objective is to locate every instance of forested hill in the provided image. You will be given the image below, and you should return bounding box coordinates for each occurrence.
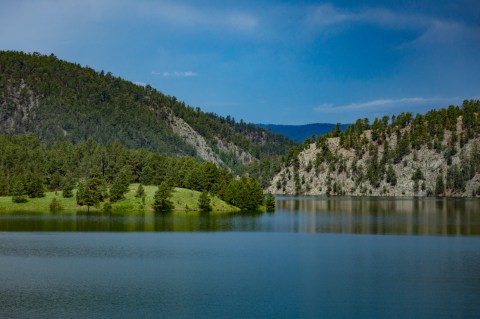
[269,100,480,197]
[0,51,294,171]
[259,123,350,143]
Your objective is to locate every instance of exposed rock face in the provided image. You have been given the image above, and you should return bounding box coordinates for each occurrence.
[269,128,480,197]
[165,109,255,167]
[214,138,255,166]
[0,80,39,133]
[165,109,225,165]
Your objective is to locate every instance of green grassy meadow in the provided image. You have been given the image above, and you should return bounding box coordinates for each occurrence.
[0,184,239,214]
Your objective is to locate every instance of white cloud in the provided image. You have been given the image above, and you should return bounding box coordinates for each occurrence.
[314,97,463,114]
[306,4,428,30]
[226,12,258,31]
[135,1,259,33]
[152,71,198,77]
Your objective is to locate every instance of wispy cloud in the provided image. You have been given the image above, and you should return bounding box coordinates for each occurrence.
[136,1,259,33]
[304,3,477,47]
[306,4,428,30]
[314,97,463,114]
[152,71,198,77]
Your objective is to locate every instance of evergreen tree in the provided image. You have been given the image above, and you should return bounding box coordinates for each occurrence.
[386,165,397,186]
[11,177,28,203]
[435,174,445,196]
[0,166,9,196]
[265,192,275,212]
[198,191,211,212]
[49,171,62,191]
[367,146,381,188]
[153,181,174,213]
[62,175,74,198]
[26,174,45,198]
[76,175,106,212]
[109,166,132,202]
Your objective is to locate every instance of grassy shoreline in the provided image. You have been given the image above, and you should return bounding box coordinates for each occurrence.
[0,184,240,214]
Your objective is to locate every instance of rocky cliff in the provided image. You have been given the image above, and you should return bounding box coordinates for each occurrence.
[269,102,480,197]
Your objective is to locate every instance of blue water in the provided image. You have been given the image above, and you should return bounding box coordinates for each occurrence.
[1,232,479,318]
[1,197,480,318]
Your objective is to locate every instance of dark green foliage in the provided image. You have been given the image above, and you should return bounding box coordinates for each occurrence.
[0,166,9,196]
[221,176,264,211]
[241,156,283,189]
[76,174,106,212]
[49,197,62,212]
[446,164,466,193]
[198,191,211,212]
[11,177,28,203]
[412,167,425,181]
[265,192,275,212]
[366,145,382,188]
[62,176,74,198]
[435,174,445,196]
[386,165,397,186]
[0,134,257,207]
[49,171,62,191]
[26,174,45,198]
[393,132,410,164]
[153,182,174,213]
[109,166,132,202]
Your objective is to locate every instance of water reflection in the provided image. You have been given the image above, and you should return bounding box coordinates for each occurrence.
[276,196,480,235]
[0,197,479,235]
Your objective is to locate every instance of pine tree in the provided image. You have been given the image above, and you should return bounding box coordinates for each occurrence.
[26,173,45,198]
[76,175,105,212]
[0,166,9,196]
[11,177,28,203]
[198,191,211,212]
[386,165,397,186]
[62,176,74,198]
[435,174,445,196]
[153,181,174,213]
[265,192,275,212]
[109,167,132,202]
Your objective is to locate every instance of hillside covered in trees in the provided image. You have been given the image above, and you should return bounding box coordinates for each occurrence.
[0,134,267,211]
[0,51,294,174]
[269,100,480,197]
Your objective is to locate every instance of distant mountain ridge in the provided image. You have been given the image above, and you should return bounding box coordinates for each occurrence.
[258,123,350,142]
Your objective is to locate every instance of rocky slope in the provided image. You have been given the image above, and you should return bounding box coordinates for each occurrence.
[269,103,480,197]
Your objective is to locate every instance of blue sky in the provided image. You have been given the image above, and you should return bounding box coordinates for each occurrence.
[1,0,479,124]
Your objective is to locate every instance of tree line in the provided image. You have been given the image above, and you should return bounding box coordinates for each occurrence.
[0,134,270,211]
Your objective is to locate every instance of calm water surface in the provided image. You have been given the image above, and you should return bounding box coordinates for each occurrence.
[1,197,479,318]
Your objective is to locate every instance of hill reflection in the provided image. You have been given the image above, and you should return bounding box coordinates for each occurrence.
[1,197,479,235]
[276,197,480,235]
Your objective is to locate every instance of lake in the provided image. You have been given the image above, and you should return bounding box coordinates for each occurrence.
[1,197,480,318]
